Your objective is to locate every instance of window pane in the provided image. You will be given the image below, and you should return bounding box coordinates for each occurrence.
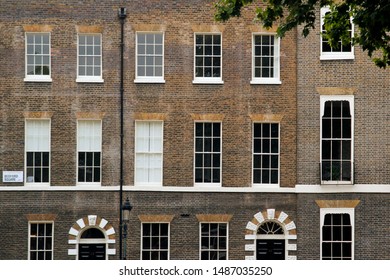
[322,141,331,159]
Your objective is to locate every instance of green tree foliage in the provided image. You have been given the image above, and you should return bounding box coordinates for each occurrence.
[215,0,390,68]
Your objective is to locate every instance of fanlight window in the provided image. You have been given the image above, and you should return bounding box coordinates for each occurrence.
[257,221,284,235]
[81,228,105,239]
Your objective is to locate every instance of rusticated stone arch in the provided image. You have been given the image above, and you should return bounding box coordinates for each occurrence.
[244,209,297,260]
[68,215,116,259]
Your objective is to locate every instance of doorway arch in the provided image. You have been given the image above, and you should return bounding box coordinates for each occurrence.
[245,209,297,260]
[68,215,116,260]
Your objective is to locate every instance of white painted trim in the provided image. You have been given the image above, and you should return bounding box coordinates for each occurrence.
[193,121,222,187]
[25,119,51,186]
[199,222,229,260]
[24,77,53,82]
[25,32,52,82]
[140,222,170,260]
[2,184,390,193]
[252,122,280,187]
[250,79,282,85]
[134,77,165,84]
[68,249,77,256]
[134,121,164,187]
[135,31,165,82]
[107,248,116,255]
[28,221,54,260]
[192,79,224,84]
[287,243,297,251]
[193,32,223,84]
[76,77,104,83]
[320,95,354,184]
[320,207,355,260]
[76,33,103,82]
[76,120,102,186]
[320,7,355,60]
[296,184,390,193]
[251,33,281,84]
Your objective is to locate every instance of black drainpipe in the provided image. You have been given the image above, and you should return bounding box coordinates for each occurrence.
[118,7,127,260]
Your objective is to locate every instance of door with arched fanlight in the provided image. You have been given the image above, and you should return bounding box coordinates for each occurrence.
[256,221,286,260]
[78,228,107,260]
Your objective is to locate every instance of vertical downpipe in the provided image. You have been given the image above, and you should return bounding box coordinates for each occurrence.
[118,7,127,260]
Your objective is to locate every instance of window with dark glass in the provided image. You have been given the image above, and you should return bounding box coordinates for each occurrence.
[253,123,279,185]
[200,223,227,260]
[253,35,276,78]
[194,34,221,80]
[29,222,53,260]
[195,122,221,184]
[142,223,169,260]
[322,213,352,260]
[321,100,352,182]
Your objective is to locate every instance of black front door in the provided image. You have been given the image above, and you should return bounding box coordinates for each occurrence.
[256,239,285,260]
[78,243,106,260]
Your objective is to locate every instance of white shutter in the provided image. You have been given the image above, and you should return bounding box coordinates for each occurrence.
[26,120,50,151]
[135,121,163,185]
[78,120,102,152]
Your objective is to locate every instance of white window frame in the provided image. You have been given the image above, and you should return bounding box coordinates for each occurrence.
[135,121,164,187]
[140,222,170,260]
[76,33,104,83]
[24,32,52,82]
[194,121,222,187]
[193,33,223,84]
[251,33,281,85]
[28,221,54,260]
[76,120,102,186]
[320,7,355,60]
[320,208,354,260]
[134,32,165,83]
[252,122,280,187]
[199,222,229,260]
[320,95,354,185]
[25,119,51,186]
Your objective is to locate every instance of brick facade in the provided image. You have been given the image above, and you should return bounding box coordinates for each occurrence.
[0,0,388,260]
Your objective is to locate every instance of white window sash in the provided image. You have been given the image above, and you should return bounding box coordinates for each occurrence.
[251,34,281,85]
[252,122,280,187]
[320,95,354,185]
[193,122,222,187]
[24,32,52,82]
[320,208,354,260]
[135,121,163,186]
[320,7,355,60]
[28,221,54,260]
[135,32,165,83]
[193,33,223,84]
[76,34,104,83]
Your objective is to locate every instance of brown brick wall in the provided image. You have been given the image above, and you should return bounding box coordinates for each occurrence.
[1,0,297,188]
[0,191,297,260]
[297,8,390,185]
